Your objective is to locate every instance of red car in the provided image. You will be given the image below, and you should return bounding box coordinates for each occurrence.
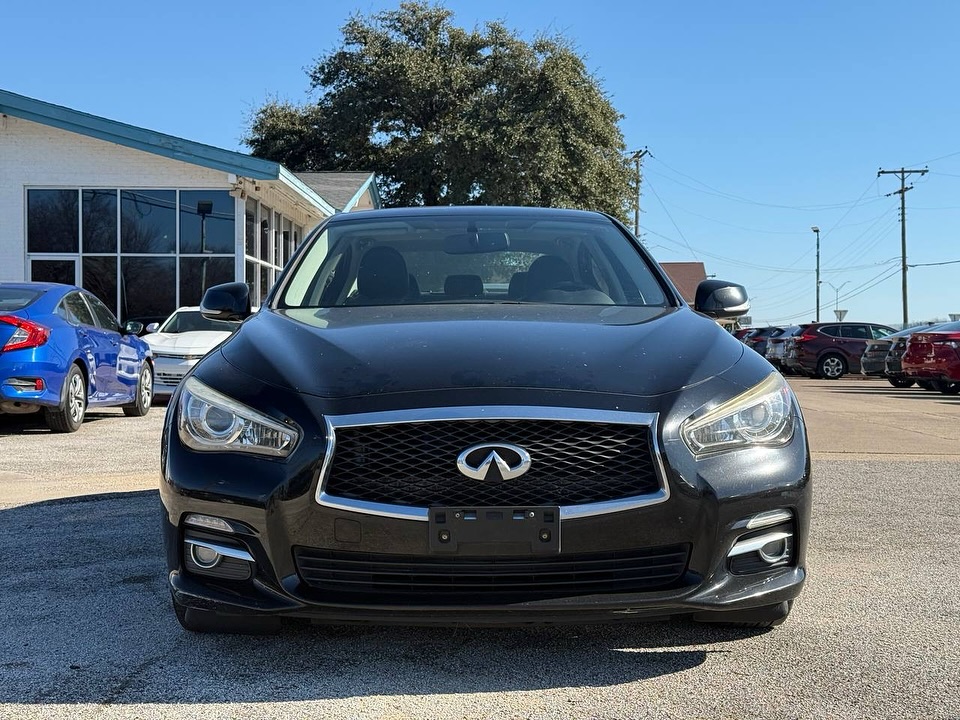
[900,320,960,394]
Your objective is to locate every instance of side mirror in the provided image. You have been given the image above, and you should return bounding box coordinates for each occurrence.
[145,323,160,334]
[124,320,144,336]
[694,280,750,319]
[201,282,251,322]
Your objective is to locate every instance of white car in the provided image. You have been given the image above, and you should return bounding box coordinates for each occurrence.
[142,307,236,397]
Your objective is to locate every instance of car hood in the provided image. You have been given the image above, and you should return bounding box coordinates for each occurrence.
[144,331,232,354]
[215,305,745,399]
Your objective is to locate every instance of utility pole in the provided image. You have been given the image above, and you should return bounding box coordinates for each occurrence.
[628,148,649,239]
[811,226,821,321]
[878,166,928,326]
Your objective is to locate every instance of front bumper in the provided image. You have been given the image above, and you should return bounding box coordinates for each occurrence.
[161,408,811,625]
[152,356,199,396]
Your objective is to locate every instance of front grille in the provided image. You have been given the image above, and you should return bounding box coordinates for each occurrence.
[322,419,661,508]
[294,544,691,603]
[155,371,185,384]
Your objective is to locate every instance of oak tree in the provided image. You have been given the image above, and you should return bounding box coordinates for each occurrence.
[245,2,634,219]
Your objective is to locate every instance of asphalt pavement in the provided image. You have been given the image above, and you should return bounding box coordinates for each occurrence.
[0,378,958,719]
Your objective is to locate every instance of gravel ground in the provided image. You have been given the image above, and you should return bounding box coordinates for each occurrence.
[0,382,958,718]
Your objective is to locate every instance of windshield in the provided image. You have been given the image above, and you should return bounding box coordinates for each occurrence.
[0,287,42,312]
[159,310,236,333]
[278,212,672,309]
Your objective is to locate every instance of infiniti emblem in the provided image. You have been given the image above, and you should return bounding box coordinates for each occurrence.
[456,443,532,482]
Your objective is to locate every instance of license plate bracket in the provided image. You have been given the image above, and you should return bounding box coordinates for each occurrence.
[428,506,560,555]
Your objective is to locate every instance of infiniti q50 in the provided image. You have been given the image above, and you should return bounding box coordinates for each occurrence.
[160,206,810,633]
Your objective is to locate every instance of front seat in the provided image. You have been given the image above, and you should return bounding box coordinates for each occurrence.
[524,255,574,298]
[353,246,410,304]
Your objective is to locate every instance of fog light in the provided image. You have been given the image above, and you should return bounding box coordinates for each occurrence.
[758,537,789,563]
[728,523,795,575]
[190,543,222,569]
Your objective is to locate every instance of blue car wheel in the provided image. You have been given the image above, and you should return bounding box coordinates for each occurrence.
[45,365,86,433]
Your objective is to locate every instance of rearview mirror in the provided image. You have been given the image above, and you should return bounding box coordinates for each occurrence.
[444,232,510,254]
[145,323,160,334]
[694,280,749,319]
[123,321,144,336]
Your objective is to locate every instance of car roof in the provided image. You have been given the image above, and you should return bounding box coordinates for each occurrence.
[323,205,610,225]
[0,281,74,292]
[809,321,893,328]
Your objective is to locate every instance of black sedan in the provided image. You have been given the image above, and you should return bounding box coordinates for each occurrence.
[160,206,810,633]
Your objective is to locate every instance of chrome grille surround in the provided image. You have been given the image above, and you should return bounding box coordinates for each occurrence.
[315,407,669,521]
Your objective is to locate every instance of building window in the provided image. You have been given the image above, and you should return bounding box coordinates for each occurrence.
[31,259,76,284]
[27,187,236,322]
[180,191,235,254]
[82,190,118,253]
[244,198,257,257]
[243,201,299,307]
[121,190,176,254]
[274,211,284,267]
[27,190,79,253]
[260,204,273,263]
[82,256,118,313]
[121,257,176,322]
[179,257,234,306]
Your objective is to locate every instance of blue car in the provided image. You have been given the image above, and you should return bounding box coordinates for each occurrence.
[0,282,154,432]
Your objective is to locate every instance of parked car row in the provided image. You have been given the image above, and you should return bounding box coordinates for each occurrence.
[738,319,960,393]
[740,322,896,379]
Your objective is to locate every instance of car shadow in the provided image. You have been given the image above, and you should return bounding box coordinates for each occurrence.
[825,386,960,402]
[0,491,766,705]
[0,410,121,435]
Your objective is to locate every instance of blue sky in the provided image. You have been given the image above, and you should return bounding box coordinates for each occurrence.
[5,0,959,326]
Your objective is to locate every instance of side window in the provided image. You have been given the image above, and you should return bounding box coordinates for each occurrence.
[872,326,893,339]
[819,325,841,337]
[842,325,870,339]
[84,293,120,332]
[61,292,95,326]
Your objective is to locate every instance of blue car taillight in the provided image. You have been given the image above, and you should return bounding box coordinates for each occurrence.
[0,315,50,352]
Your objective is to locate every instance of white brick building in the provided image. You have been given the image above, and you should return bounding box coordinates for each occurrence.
[0,89,380,323]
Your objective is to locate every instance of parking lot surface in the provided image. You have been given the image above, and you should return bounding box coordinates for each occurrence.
[0,377,958,719]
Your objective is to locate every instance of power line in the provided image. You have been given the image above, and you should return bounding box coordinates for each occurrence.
[908,259,960,267]
[647,158,890,211]
[643,177,698,261]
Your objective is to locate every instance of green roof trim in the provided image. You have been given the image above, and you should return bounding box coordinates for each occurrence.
[342,172,381,212]
[0,88,279,180]
[277,166,338,216]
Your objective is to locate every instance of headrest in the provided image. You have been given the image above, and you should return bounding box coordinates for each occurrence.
[444,274,484,299]
[525,255,574,296]
[357,247,409,301]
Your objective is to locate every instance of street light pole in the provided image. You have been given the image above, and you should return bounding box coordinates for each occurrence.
[825,280,849,314]
[197,200,214,295]
[811,226,821,322]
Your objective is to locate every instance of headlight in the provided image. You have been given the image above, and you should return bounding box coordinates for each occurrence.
[680,373,795,456]
[177,377,299,457]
